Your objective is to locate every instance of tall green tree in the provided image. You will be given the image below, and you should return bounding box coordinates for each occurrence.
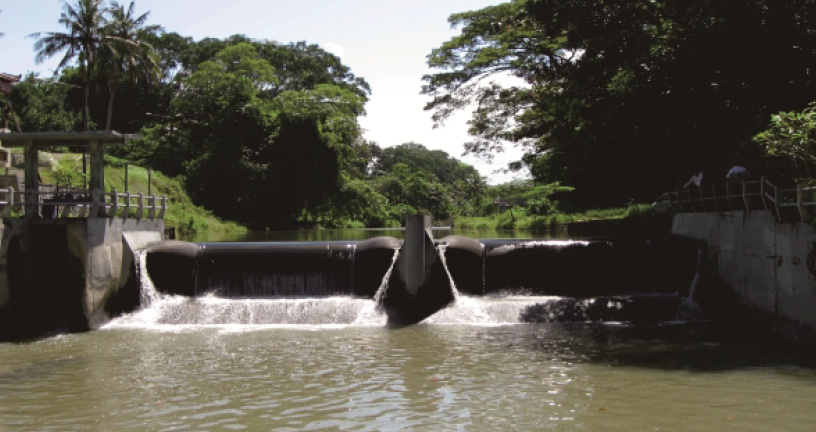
[143,42,369,229]
[100,1,161,130]
[31,0,108,131]
[424,0,816,207]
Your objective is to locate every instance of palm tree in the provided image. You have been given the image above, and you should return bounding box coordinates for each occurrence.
[31,0,107,131]
[100,1,161,130]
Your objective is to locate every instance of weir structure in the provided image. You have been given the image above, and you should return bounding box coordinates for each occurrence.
[0,131,167,340]
[143,214,700,327]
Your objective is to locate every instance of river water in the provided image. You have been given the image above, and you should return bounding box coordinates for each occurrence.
[1,320,815,431]
[1,231,815,431]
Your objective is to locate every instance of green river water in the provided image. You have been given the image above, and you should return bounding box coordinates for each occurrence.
[1,323,814,432]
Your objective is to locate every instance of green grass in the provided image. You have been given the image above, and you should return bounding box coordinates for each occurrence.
[37,153,247,237]
[104,165,247,237]
[454,204,653,231]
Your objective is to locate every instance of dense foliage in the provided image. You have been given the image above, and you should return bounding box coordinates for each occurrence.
[30,0,160,131]
[11,0,508,229]
[424,0,816,208]
[753,103,816,181]
[11,0,815,230]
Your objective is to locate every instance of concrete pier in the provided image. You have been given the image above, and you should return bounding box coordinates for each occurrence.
[401,214,432,296]
[382,214,455,325]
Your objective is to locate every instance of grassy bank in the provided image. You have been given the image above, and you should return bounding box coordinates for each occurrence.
[103,163,247,237]
[36,153,247,237]
[454,204,654,231]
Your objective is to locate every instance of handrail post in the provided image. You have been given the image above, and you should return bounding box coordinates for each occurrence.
[725,182,733,210]
[158,196,167,219]
[675,189,684,212]
[797,183,806,222]
[148,195,157,220]
[2,187,14,218]
[760,176,768,210]
[123,191,131,220]
[774,183,781,220]
[136,193,144,220]
[110,188,118,219]
[742,179,750,210]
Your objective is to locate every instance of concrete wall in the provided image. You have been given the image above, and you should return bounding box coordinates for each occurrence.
[0,218,163,339]
[673,210,816,344]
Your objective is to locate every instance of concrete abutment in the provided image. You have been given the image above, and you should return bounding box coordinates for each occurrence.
[0,218,163,339]
[673,210,816,346]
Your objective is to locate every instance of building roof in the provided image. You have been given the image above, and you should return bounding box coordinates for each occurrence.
[0,73,21,95]
[0,131,136,148]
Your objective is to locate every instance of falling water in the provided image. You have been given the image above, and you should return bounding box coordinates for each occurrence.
[677,246,704,320]
[107,249,399,329]
[109,238,692,329]
[352,248,400,325]
[137,249,161,306]
[436,244,461,300]
[372,248,400,305]
[425,244,555,325]
[686,247,704,304]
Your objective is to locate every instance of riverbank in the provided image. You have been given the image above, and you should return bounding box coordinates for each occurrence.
[453,204,671,239]
[26,151,247,238]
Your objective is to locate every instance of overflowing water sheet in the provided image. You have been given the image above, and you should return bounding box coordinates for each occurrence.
[105,249,565,330]
[107,239,696,332]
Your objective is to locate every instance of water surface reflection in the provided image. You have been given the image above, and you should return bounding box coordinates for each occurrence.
[1,323,814,431]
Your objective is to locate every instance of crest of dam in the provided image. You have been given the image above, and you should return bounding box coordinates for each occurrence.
[144,221,702,326]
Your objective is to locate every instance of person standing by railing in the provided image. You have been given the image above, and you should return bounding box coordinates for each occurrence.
[683,171,704,188]
[726,165,747,181]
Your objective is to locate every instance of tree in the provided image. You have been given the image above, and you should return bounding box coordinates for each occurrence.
[754,103,816,179]
[8,73,83,131]
[256,41,371,100]
[32,0,108,131]
[146,42,368,229]
[99,1,161,130]
[424,0,816,207]
[369,143,488,220]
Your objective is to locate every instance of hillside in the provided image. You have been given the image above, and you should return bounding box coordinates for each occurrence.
[29,151,247,238]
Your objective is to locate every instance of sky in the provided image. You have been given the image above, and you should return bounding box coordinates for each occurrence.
[0,0,529,184]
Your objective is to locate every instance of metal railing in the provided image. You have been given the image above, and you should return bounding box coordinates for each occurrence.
[0,187,167,220]
[661,176,816,223]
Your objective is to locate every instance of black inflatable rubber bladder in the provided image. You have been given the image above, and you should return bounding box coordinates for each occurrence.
[438,235,485,295]
[195,241,356,297]
[145,240,200,296]
[484,240,563,294]
[352,236,401,297]
[482,240,644,296]
[144,238,400,299]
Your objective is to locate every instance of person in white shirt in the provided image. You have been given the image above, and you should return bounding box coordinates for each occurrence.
[726,165,747,180]
[683,171,703,188]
